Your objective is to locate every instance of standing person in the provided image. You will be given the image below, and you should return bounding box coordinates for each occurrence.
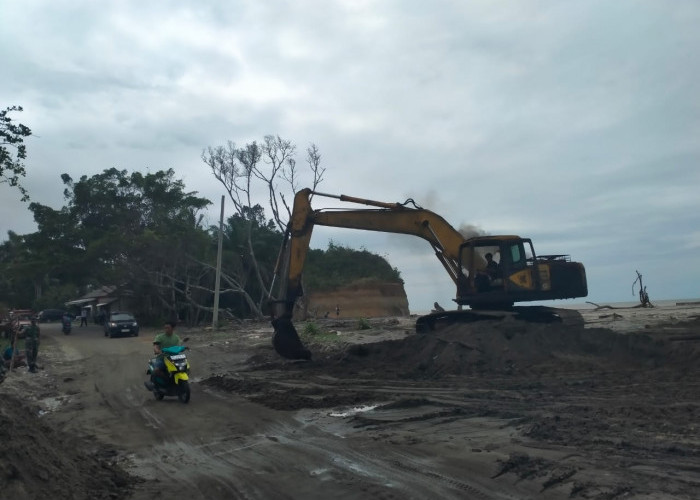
[80,308,88,327]
[24,317,40,373]
[145,320,181,390]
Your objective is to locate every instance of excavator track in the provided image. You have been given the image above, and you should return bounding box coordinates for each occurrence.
[415,306,584,334]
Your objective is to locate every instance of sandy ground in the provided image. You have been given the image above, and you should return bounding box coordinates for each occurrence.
[1,302,699,499]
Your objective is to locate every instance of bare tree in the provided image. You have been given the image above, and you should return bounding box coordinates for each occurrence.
[202,136,325,317]
[632,270,653,308]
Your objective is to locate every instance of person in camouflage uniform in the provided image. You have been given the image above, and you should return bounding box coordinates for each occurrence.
[24,317,40,373]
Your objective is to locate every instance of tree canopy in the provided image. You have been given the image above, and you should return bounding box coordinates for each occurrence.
[0,106,32,201]
[305,242,402,292]
[3,168,212,322]
[1,162,401,325]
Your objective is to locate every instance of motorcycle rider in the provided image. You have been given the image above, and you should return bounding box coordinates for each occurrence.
[144,320,180,390]
[62,312,72,333]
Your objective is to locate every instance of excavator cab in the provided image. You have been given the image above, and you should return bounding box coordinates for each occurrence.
[456,236,587,309]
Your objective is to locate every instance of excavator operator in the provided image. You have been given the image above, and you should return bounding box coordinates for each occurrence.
[484,253,499,279]
[475,252,499,292]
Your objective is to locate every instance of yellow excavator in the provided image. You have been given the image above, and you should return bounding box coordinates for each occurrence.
[269,188,588,359]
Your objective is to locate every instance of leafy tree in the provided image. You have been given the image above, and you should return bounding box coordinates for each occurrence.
[33,283,80,312]
[0,231,37,307]
[304,242,403,292]
[26,168,213,323]
[0,106,32,201]
[0,151,405,324]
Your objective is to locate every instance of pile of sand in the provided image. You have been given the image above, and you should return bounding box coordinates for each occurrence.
[314,319,700,378]
[0,393,133,500]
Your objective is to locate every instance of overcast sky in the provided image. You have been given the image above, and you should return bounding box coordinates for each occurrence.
[2,0,699,312]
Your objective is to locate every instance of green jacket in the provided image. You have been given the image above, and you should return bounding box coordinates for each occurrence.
[24,324,40,343]
[153,332,180,351]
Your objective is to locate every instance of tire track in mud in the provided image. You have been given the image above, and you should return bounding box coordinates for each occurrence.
[385,453,506,500]
[229,372,531,498]
[265,420,505,500]
[207,321,700,499]
[128,436,257,499]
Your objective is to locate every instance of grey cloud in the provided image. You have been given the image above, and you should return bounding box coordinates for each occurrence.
[1,0,699,311]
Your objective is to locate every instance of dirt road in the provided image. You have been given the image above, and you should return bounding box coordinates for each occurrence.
[2,304,700,499]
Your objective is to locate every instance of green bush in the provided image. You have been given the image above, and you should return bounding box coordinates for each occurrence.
[357,318,371,330]
[300,321,342,345]
[303,322,322,336]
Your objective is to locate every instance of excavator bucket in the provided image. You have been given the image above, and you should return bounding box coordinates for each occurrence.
[272,317,312,360]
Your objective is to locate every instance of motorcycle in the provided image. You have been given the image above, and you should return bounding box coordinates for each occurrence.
[144,344,191,403]
[62,318,72,335]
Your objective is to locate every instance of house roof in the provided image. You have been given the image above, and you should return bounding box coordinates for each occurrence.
[96,298,118,307]
[82,286,117,299]
[65,298,96,306]
[65,285,119,307]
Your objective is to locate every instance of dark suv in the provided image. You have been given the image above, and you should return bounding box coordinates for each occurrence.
[38,309,68,322]
[104,312,139,338]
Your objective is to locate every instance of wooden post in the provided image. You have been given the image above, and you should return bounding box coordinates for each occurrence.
[212,195,225,329]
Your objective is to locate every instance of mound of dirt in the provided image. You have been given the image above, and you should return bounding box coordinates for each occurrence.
[309,319,700,379]
[0,393,133,500]
[208,316,700,392]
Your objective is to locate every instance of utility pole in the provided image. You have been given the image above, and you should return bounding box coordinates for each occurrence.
[213,195,224,328]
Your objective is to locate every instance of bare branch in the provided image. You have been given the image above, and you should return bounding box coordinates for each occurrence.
[202,141,249,214]
[307,143,325,192]
[203,134,325,318]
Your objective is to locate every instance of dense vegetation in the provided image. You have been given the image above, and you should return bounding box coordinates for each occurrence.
[305,243,402,292]
[0,168,401,325]
[0,118,402,325]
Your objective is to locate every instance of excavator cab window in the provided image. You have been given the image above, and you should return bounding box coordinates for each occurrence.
[479,247,500,277]
[459,241,504,293]
[505,239,536,270]
[509,243,524,268]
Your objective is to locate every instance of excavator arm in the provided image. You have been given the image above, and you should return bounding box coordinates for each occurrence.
[269,188,477,359]
[279,189,469,301]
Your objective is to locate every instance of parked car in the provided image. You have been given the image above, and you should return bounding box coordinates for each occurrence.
[38,309,69,322]
[8,310,35,339]
[104,312,139,338]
